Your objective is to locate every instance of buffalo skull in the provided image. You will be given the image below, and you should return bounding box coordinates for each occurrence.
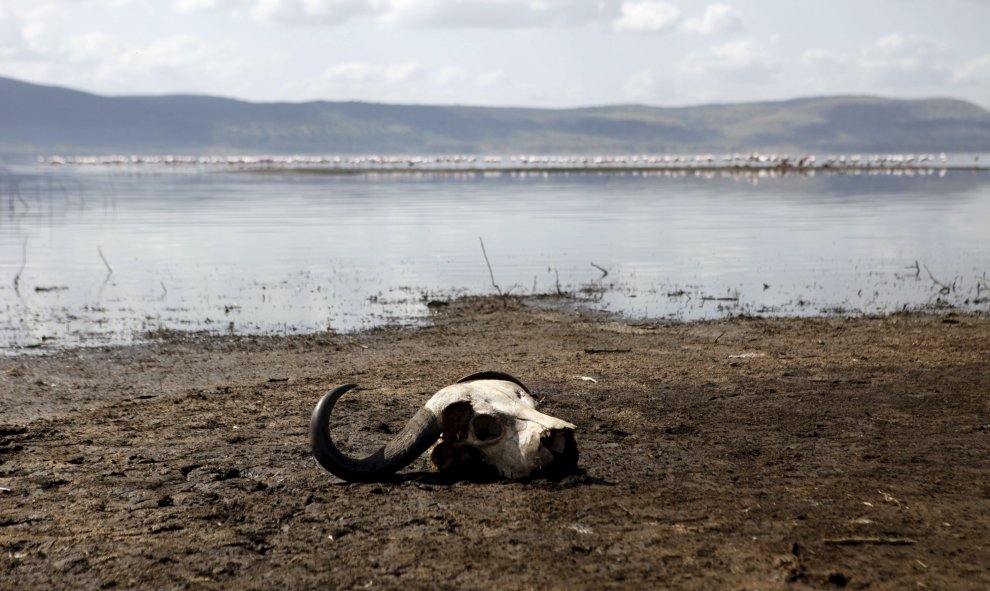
[310,371,578,481]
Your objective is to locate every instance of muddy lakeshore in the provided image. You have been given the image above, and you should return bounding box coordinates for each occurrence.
[1,297,989,590]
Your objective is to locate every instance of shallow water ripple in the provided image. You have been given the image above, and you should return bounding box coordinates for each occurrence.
[1,165,988,351]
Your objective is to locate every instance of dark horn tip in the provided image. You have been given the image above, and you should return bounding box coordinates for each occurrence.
[313,383,359,415]
[310,383,442,483]
[456,371,530,394]
[309,383,361,478]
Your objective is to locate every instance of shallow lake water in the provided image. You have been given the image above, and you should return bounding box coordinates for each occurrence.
[1,162,988,351]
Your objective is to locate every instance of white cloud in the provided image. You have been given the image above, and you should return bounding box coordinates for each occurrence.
[383,62,424,82]
[118,34,218,72]
[701,38,776,75]
[27,30,252,96]
[318,60,423,85]
[174,0,617,29]
[475,69,507,87]
[434,65,468,85]
[865,32,947,65]
[953,52,990,84]
[623,69,658,101]
[380,0,612,29]
[383,0,520,28]
[3,0,989,109]
[612,1,680,33]
[174,0,248,12]
[0,3,52,59]
[798,35,960,98]
[321,61,379,83]
[251,0,373,25]
[307,61,512,102]
[672,37,779,102]
[858,32,951,88]
[0,10,26,59]
[682,3,742,35]
[800,48,841,67]
[798,48,857,95]
[65,32,127,64]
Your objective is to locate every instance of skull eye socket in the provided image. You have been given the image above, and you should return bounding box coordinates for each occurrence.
[471,414,503,441]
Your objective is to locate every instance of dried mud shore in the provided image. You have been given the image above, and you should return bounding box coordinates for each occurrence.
[1,297,989,590]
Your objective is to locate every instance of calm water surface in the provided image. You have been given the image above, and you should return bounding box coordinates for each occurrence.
[2,164,988,350]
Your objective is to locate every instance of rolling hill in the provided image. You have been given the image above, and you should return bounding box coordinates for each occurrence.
[2,75,989,155]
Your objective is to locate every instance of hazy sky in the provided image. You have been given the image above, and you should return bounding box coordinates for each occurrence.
[2,0,989,108]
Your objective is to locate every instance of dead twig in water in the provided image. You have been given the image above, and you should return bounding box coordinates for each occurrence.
[923,264,953,295]
[6,178,29,214]
[976,272,988,300]
[590,262,608,279]
[554,268,565,296]
[13,237,27,293]
[98,246,113,276]
[478,237,503,297]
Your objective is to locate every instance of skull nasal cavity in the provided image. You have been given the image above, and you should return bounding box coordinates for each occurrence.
[471,414,503,441]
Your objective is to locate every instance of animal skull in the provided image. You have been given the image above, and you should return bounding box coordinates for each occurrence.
[310,371,578,482]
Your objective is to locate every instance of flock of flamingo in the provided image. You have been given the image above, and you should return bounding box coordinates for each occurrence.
[41,151,980,176]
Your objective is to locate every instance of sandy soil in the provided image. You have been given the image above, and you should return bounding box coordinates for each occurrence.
[1,296,989,590]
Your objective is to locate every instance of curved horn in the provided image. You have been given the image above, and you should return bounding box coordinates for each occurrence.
[456,371,530,394]
[310,384,442,482]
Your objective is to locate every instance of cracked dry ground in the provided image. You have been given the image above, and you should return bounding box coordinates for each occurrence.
[1,298,989,590]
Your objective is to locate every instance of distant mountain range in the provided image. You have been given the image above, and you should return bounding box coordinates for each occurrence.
[2,75,989,155]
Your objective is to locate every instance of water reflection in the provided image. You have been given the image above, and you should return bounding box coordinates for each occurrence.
[1,165,988,351]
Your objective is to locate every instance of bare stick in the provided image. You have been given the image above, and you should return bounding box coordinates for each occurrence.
[11,180,29,213]
[13,238,27,292]
[590,261,608,278]
[923,264,951,294]
[97,246,113,275]
[478,237,502,296]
